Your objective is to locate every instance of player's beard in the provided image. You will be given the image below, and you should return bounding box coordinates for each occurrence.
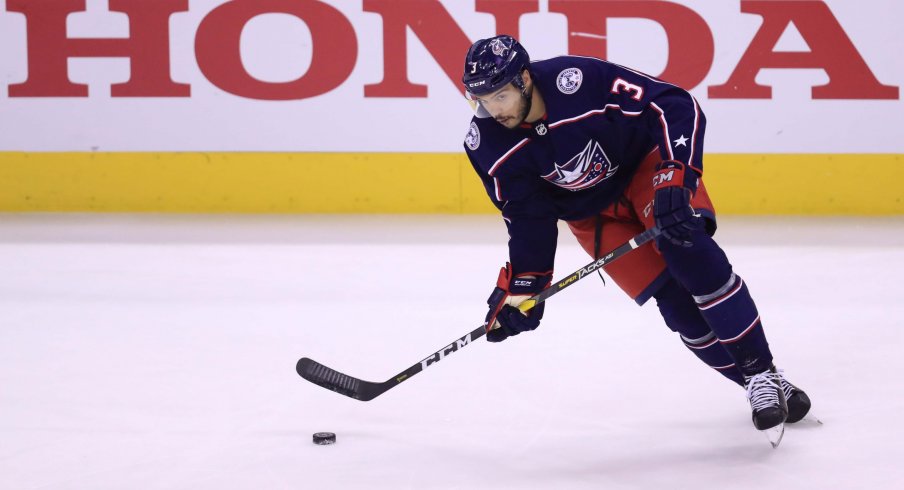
[496,86,533,129]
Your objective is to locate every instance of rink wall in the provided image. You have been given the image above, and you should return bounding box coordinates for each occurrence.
[1,152,901,214]
[1,0,902,214]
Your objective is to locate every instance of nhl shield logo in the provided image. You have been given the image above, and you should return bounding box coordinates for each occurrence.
[535,123,547,136]
[465,121,480,150]
[542,139,618,191]
[556,68,583,94]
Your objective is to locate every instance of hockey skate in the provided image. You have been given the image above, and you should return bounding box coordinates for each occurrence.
[778,370,812,424]
[745,366,788,448]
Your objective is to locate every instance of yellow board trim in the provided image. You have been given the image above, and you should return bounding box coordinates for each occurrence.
[0,152,901,214]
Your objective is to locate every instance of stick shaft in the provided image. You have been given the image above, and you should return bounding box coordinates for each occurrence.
[517,226,659,312]
[298,226,660,401]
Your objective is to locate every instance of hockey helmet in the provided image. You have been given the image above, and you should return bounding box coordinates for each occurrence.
[462,35,530,117]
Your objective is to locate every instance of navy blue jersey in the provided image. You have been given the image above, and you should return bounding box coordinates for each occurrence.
[464,55,706,276]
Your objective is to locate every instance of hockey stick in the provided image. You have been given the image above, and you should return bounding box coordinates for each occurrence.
[296,226,661,401]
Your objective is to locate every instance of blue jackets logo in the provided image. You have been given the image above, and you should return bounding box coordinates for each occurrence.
[489,38,509,57]
[542,139,618,191]
[465,122,480,150]
[556,68,583,94]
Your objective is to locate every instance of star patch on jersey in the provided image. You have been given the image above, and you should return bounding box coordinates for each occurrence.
[542,139,618,191]
[556,68,583,94]
[465,121,480,150]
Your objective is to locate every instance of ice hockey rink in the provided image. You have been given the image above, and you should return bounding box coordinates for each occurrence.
[1,214,902,490]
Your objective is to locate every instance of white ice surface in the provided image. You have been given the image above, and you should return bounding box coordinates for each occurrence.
[1,214,903,490]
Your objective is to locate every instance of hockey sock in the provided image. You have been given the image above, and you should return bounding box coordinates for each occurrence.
[658,229,774,376]
[654,278,744,386]
[694,272,773,376]
[657,227,733,296]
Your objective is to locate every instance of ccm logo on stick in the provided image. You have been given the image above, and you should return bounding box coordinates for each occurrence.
[419,333,472,370]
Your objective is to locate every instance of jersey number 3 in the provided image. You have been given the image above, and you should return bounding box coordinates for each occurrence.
[611,78,644,101]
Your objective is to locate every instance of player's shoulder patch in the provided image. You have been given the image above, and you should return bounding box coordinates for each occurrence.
[465,121,480,150]
[556,67,583,94]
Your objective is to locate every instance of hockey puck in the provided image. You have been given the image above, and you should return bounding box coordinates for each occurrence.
[313,432,336,445]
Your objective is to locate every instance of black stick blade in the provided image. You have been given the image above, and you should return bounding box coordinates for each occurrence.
[297,357,374,401]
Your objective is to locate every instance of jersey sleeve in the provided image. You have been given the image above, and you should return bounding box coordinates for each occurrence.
[593,60,707,176]
[465,142,558,277]
[500,196,558,278]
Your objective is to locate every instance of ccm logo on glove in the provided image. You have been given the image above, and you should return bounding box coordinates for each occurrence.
[652,169,677,187]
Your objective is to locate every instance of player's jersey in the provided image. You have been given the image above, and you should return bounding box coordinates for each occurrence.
[464,55,706,276]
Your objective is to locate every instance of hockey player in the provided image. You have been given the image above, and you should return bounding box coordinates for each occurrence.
[461,35,811,435]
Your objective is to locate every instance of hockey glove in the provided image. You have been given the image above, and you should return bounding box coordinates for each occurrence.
[653,160,703,247]
[484,263,552,343]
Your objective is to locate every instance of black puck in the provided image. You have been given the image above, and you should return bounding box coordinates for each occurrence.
[313,432,336,445]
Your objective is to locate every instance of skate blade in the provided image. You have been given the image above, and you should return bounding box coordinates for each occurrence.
[761,423,785,448]
[791,414,823,426]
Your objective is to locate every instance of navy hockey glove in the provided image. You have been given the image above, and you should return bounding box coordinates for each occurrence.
[484,263,552,343]
[653,160,703,247]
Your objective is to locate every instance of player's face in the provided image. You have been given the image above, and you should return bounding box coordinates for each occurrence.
[474,83,530,129]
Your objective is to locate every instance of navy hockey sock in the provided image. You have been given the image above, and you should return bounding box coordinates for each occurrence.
[658,229,774,376]
[657,226,733,296]
[694,273,773,376]
[680,332,745,386]
[654,279,744,386]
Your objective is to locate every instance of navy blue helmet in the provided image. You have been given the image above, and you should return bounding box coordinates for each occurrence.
[461,35,530,97]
